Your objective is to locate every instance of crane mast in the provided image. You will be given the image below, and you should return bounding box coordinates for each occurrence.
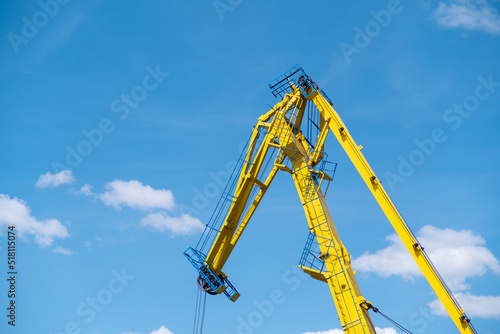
[184,65,477,333]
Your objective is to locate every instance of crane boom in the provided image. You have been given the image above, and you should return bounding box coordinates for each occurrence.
[310,85,475,334]
[184,65,477,333]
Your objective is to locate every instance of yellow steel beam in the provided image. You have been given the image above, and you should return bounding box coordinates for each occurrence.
[309,90,475,334]
[206,90,303,273]
[192,71,475,334]
[272,111,376,334]
[309,116,330,166]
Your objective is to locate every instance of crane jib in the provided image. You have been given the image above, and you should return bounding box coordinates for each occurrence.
[184,65,478,334]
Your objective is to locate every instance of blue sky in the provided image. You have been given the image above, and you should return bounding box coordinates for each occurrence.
[0,0,499,333]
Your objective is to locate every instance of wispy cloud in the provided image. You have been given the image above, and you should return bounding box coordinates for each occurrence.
[0,194,69,247]
[69,183,95,196]
[98,179,175,211]
[140,212,203,236]
[83,236,116,252]
[431,0,500,35]
[428,292,500,319]
[53,245,77,255]
[79,183,94,196]
[36,170,75,189]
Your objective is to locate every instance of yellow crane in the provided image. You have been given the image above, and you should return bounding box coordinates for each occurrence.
[185,65,477,333]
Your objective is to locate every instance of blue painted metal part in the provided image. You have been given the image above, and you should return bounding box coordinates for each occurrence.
[268,64,333,105]
[268,65,313,98]
[184,247,240,301]
[299,232,328,275]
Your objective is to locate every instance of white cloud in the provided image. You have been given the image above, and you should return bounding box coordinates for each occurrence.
[150,326,174,334]
[83,236,116,252]
[69,183,95,196]
[303,328,397,334]
[353,232,422,280]
[353,225,500,291]
[81,179,203,237]
[375,329,399,334]
[140,212,204,236]
[53,246,76,255]
[0,194,69,247]
[99,179,175,211]
[428,292,500,319]
[120,326,175,334]
[80,184,94,196]
[432,0,500,35]
[36,170,75,189]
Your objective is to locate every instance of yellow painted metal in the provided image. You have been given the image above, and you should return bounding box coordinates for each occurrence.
[308,89,475,334]
[309,116,330,166]
[200,76,475,333]
[204,89,377,333]
[271,111,376,333]
[299,265,328,282]
[206,90,304,273]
